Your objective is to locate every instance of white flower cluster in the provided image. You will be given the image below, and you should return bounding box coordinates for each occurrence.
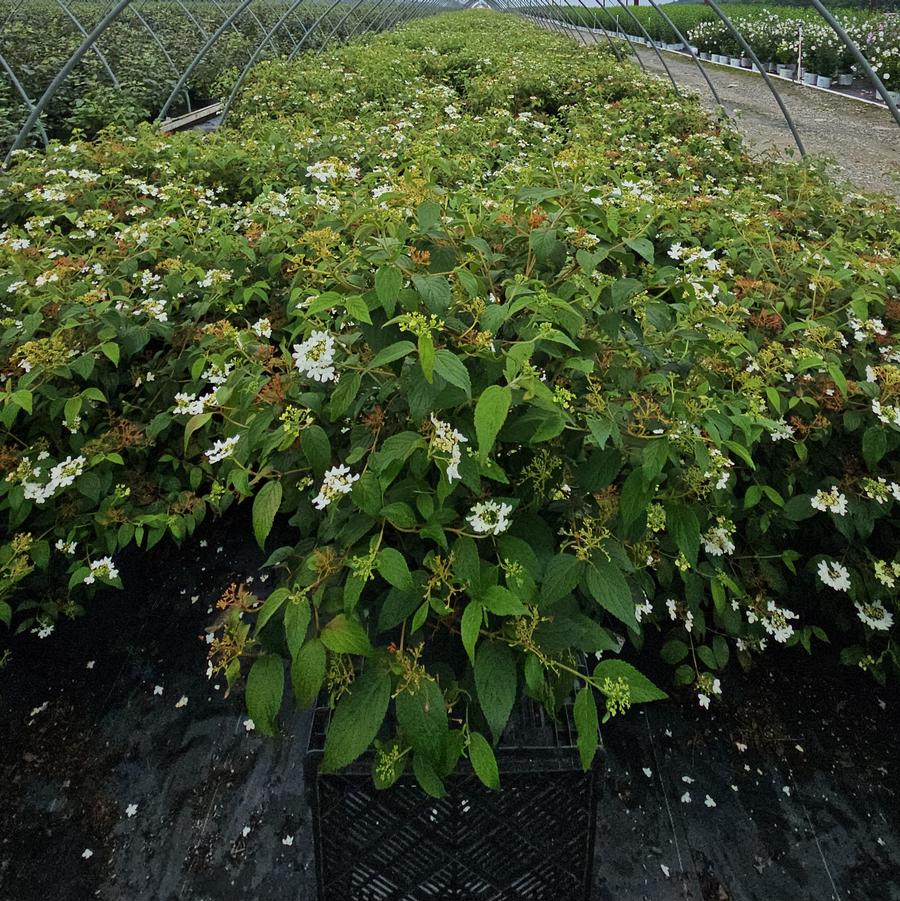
[874,559,900,589]
[817,559,851,592]
[202,362,233,386]
[769,419,795,442]
[871,399,900,428]
[20,454,86,505]
[862,477,900,505]
[703,448,733,491]
[292,330,337,382]
[702,519,736,557]
[313,464,359,510]
[855,601,894,632]
[666,598,695,632]
[466,500,512,536]
[55,538,77,555]
[848,315,888,344]
[748,600,798,644]
[84,556,119,585]
[810,488,848,517]
[429,415,467,483]
[205,436,239,464]
[173,390,217,416]
[252,318,272,339]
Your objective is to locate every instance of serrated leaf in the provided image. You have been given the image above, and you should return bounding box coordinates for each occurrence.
[292,638,326,708]
[321,665,391,772]
[541,554,582,606]
[468,731,500,790]
[246,653,284,735]
[583,560,636,629]
[412,753,446,797]
[475,385,511,462]
[433,350,471,398]
[573,687,599,770]
[375,266,403,316]
[594,659,667,703]
[302,425,331,478]
[475,641,516,743]
[666,504,700,567]
[396,679,448,765]
[461,601,483,665]
[284,595,311,659]
[252,480,282,550]
[479,585,527,616]
[377,547,413,590]
[862,426,887,469]
[368,340,416,370]
[255,587,290,634]
[320,614,373,656]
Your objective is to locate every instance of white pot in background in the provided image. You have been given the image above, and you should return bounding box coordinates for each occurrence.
[802,71,817,85]
[700,51,711,60]
[837,73,853,86]
[740,57,752,68]
[729,56,741,67]
[816,75,832,89]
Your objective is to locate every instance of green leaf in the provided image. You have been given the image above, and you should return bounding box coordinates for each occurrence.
[619,468,654,527]
[418,331,435,383]
[100,342,120,365]
[583,560,636,629]
[475,385,511,462]
[461,601,483,665]
[666,504,700,567]
[320,614,373,656]
[380,502,417,529]
[475,641,517,743]
[468,731,500,790]
[412,274,452,314]
[862,426,887,469]
[368,340,416,369]
[433,350,472,398]
[573,687,599,770]
[661,639,689,664]
[417,200,442,231]
[184,412,212,453]
[377,548,413,590]
[541,554,582,606]
[479,585,527,616]
[344,294,372,325]
[351,472,383,515]
[302,426,331,478]
[8,389,32,415]
[412,753,446,798]
[329,371,361,419]
[292,638,326,708]
[625,237,655,263]
[284,595,311,659]
[396,679,448,764]
[321,665,391,772]
[255,587,290,634]
[252,480,282,550]
[246,653,284,736]
[594,659,667,703]
[375,266,403,316]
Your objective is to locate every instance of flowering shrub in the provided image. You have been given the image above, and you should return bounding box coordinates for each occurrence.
[1,12,899,791]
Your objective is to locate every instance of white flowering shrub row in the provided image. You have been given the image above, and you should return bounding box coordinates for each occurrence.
[1,12,898,790]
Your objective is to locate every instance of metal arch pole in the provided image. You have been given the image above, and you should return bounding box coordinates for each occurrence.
[372,0,431,36]
[157,0,256,122]
[316,0,379,49]
[606,0,679,94]
[353,0,406,40]
[547,0,588,44]
[128,0,192,112]
[285,0,355,62]
[544,0,646,73]
[806,0,899,128]
[5,0,135,165]
[641,0,724,110]
[0,51,50,147]
[172,0,210,39]
[702,0,805,155]
[54,0,121,88]
[569,0,625,64]
[220,0,318,123]
[209,0,281,56]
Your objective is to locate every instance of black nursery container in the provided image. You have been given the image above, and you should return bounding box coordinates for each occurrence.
[305,697,601,901]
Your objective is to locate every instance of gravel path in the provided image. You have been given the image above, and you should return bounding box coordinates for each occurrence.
[575,29,900,198]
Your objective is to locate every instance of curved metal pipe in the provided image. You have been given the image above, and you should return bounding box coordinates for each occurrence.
[569,0,625,65]
[0,50,50,147]
[54,0,120,88]
[4,0,135,165]
[605,0,680,94]
[701,0,805,156]
[157,0,255,122]
[129,0,192,112]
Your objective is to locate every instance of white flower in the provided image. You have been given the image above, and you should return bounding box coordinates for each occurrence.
[82,848,93,859]
[55,538,77,555]
[282,834,294,846]
[702,523,735,557]
[680,791,691,804]
[634,600,653,623]
[466,500,512,536]
[704,795,717,808]
[252,318,272,338]
[49,454,86,489]
[153,685,163,696]
[698,693,710,709]
[33,622,54,639]
[173,392,205,416]
[760,600,798,643]
[292,330,337,382]
[205,436,239,464]
[855,601,894,631]
[429,414,467,482]
[817,559,851,592]
[125,803,138,818]
[810,488,848,516]
[84,556,118,585]
[313,464,359,510]
[175,695,188,708]
[244,718,256,732]
[202,362,233,386]
[770,419,794,441]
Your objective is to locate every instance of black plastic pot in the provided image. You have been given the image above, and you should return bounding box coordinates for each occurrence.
[306,697,600,901]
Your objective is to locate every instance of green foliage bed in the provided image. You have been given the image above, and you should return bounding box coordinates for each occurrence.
[1,12,898,789]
